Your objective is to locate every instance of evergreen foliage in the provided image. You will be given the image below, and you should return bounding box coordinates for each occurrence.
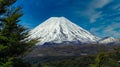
[0,0,36,67]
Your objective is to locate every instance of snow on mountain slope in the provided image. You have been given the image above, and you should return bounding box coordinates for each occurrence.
[99,37,120,44]
[28,17,99,45]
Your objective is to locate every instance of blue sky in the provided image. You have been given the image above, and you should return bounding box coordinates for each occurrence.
[14,0,120,38]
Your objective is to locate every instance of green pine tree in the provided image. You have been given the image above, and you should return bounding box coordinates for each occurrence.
[0,0,36,67]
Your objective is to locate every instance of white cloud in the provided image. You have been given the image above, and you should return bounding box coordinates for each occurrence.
[90,22,120,38]
[104,23,120,37]
[90,26,103,37]
[90,12,102,23]
[85,0,112,23]
[92,0,112,8]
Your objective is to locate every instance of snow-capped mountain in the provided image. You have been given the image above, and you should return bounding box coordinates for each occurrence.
[27,17,99,45]
[99,37,120,44]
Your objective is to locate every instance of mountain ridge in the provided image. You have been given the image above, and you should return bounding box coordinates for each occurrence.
[99,37,120,45]
[27,17,100,45]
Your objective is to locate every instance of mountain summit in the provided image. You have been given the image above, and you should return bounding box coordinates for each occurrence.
[28,17,99,45]
[99,37,120,44]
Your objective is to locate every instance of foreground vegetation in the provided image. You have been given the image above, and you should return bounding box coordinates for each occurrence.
[31,46,120,67]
